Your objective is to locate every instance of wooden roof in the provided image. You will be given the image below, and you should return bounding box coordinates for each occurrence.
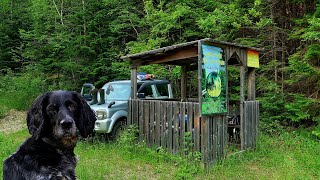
[121,38,263,68]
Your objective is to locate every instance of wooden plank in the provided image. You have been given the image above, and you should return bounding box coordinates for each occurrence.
[252,102,255,148]
[256,101,259,149]
[186,103,194,153]
[160,101,167,148]
[217,116,224,161]
[223,115,227,158]
[201,116,208,166]
[240,66,246,150]
[150,101,155,147]
[130,46,198,67]
[245,102,249,149]
[207,117,213,165]
[217,117,221,162]
[252,102,254,148]
[252,101,259,149]
[160,101,164,147]
[155,101,161,147]
[131,68,137,99]
[254,102,258,148]
[225,47,230,62]
[173,102,180,154]
[194,104,200,152]
[221,116,226,160]
[131,100,135,125]
[181,65,187,101]
[250,102,254,148]
[187,103,193,133]
[167,101,173,153]
[243,102,248,149]
[243,101,261,150]
[254,102,257,148]
[212,117,217,164]
[251,102,254,148]
[130,100,134,125]
[128,100,132,125]
[139,100,144,141]
[164,102,169,149]
[133,100,139,125]
[144,101,150,146]
[180,103,186,155]
[122,38,263,61]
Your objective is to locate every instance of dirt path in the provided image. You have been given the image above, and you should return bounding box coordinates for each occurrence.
[0,110,26,134]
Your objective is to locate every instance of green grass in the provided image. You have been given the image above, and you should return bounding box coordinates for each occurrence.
[1,127,320,179]
[75,140,181,179]
[212,130,320,179]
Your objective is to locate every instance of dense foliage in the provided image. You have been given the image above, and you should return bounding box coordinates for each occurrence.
[0,0,319,135]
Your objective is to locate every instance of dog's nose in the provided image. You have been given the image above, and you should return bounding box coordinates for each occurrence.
[60,119,73,129]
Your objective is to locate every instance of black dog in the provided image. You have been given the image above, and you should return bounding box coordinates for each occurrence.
[3,91,96,180]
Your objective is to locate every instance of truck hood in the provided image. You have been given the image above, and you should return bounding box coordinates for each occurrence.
[88,100,127,112]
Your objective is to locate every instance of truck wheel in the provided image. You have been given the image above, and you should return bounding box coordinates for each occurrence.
[110,120,125,141]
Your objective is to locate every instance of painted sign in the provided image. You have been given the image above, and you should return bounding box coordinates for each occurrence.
[201,44,227,115]
[247,50,259,68]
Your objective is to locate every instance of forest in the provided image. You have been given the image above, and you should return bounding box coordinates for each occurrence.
[0,0,319,137]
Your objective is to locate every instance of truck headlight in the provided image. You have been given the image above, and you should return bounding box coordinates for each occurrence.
[96,109,107,120]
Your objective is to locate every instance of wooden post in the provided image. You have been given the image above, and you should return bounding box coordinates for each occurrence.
[198,40,203,117]
[247,67,255,100]
[240,66,246,150]
[181,65,187,101]
[131,68,137,99]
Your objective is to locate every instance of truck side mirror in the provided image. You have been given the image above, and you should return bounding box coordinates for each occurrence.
[137,93,145,99]
[83,94,93,101]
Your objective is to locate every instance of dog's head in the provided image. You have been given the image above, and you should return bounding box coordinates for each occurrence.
[27,91,96,148]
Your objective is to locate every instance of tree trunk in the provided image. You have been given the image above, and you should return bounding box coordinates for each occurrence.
[52,0,64,25]
[82,0,86,35]
[270,0,278,82]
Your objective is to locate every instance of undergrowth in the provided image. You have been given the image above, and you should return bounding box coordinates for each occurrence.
[0,66,77,118]
[1,124,319,179]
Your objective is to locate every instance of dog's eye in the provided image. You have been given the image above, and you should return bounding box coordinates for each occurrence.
[68,103,77,111]
[65,100,77,112]
[47,105,58,114]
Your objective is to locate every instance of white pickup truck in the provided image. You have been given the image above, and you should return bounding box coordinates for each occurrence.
[81,78,174,140]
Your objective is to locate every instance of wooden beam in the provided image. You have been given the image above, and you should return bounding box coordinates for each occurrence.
[130,46,198,68]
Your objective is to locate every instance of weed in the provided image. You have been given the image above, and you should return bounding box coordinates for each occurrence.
[1,122,319,179]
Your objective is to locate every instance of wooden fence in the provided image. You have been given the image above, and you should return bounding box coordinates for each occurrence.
[128,99,228,165]
[242,101,259,149]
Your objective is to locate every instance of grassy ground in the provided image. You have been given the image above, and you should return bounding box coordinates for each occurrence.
[212,131,320,179]
[1,111,320,179]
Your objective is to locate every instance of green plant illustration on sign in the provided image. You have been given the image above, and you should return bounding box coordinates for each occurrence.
[201,44,227,115]
[206,72,222,97]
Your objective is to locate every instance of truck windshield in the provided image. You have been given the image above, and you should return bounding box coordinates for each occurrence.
[105,83,131,100]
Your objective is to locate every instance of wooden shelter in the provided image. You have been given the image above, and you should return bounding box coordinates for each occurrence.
[121,38,262,166]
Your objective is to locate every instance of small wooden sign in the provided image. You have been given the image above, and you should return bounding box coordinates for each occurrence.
[247,50,259,68]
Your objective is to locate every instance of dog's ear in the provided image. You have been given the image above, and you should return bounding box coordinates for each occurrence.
[27,92,50,140]
[72,92,96,138]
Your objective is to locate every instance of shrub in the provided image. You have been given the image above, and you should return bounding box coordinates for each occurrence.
[0,66,47,111]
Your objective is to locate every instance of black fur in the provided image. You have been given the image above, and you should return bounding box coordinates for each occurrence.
[3,91,96,180]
